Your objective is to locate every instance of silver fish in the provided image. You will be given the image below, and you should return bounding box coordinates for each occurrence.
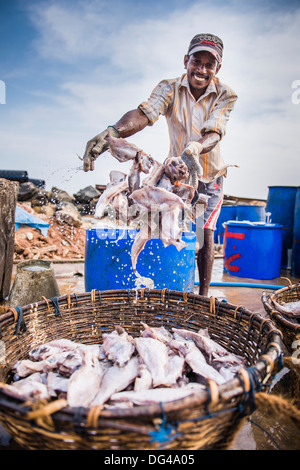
[171,183,195,205]
[110,386,196,406]
[217,364,243,383]
[140,322,173,345]
[157,174,173,191]
[272,299,300,318]
[91,356,140,406]
[165,353,186,386]
[135,150,154,174]
[142,160,165,186]
[28,339,78,361]
[94,178,128,219]
[128,157,141,194]
[183,341,226,385]
[46,372,69,397]
[172,328,229,361]
[211,352,245,367]
[169,333,226,385]
[57,350,84,377]
[134,364,153,391]
[67,351,103,408]
[134,337,169,387]
[130,222,151,273]
[163,157,189,184]
[109,171,127,184]
[129,185,187,212]
[12,353,70,378]
[102,327,135,367]
[159,206,188,250]
[1,373,50,401]
[105,132,151,163]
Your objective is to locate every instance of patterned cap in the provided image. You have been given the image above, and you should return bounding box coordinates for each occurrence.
[187,33,223,63]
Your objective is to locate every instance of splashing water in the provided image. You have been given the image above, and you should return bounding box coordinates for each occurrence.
[134,271,155,290]
[63,164,83,184]
[42,158,84,189]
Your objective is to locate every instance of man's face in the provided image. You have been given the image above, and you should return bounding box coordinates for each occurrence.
[184,51,221,99]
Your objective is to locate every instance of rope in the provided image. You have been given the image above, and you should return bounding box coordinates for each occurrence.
[14,307,27,335]
[215,299,228,318]
[210,296,216,314]
[26,399,68,431]
[161,288,168,302]
[149,402,182,448]
[86,405,104,428]
[41,296,51,311]
[50,297,62,317]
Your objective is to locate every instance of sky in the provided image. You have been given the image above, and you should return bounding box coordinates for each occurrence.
[0,0,300,200]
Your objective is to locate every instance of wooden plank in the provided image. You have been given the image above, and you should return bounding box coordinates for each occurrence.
[0,178,19,300]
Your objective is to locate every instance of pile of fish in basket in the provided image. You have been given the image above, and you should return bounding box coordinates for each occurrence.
[0,289,283,450]
[262,280,300,354]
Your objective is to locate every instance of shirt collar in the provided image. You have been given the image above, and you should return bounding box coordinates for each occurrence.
[179,74,218,101]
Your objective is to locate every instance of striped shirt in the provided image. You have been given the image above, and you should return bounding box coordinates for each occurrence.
[138,74,237,182]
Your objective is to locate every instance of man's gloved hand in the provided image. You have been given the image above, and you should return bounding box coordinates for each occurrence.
[181,141,204,189]
[83,126,120,172]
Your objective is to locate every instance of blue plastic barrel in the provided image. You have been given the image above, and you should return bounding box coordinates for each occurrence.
[266,186,298,268]
[223,221,282,279]
[236,205,266,222]
[215,206,237,244]
[85,228,196,292]
[292,187,300,278]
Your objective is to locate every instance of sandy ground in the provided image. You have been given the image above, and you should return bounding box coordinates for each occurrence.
[0,257,299,450]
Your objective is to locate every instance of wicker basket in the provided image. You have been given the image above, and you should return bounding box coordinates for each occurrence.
[0,289,283,451]
[262,280,300,354]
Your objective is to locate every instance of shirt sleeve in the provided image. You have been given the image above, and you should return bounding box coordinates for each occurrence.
[138,79,175,126]
[201,86,238,139]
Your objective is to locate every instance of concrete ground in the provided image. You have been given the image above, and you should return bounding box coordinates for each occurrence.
[1,256,299,450]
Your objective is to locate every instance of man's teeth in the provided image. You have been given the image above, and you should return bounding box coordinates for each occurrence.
[194,75,206,82]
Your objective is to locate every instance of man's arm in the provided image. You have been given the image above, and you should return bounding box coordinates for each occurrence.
[113,108,149,138]
[83,108,149,171]
[197,131,221,154]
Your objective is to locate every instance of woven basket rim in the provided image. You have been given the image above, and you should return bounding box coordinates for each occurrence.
[0,288,283,424]
[261,281,300,333]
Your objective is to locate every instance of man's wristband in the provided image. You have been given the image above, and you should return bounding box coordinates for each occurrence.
[107,125,121,138]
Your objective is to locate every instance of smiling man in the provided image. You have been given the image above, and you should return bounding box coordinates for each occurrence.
[83,33,237,296]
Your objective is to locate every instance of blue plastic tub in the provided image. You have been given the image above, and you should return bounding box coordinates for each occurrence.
[215,206,237,244]
[266,186,298,268]
[236,205,265,222]
[85,228,196,291]
[292,187,300,278]
[223,221,283,279]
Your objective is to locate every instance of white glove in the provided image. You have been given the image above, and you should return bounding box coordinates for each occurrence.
[184,141,204,158]
[181,141,204,188]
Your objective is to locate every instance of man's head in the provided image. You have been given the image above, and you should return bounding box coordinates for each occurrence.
[184,33,223,100]
[187,34,223,63]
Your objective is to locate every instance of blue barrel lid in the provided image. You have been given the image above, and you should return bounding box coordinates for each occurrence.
[268,185,299,189]
[223,220,283,229]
